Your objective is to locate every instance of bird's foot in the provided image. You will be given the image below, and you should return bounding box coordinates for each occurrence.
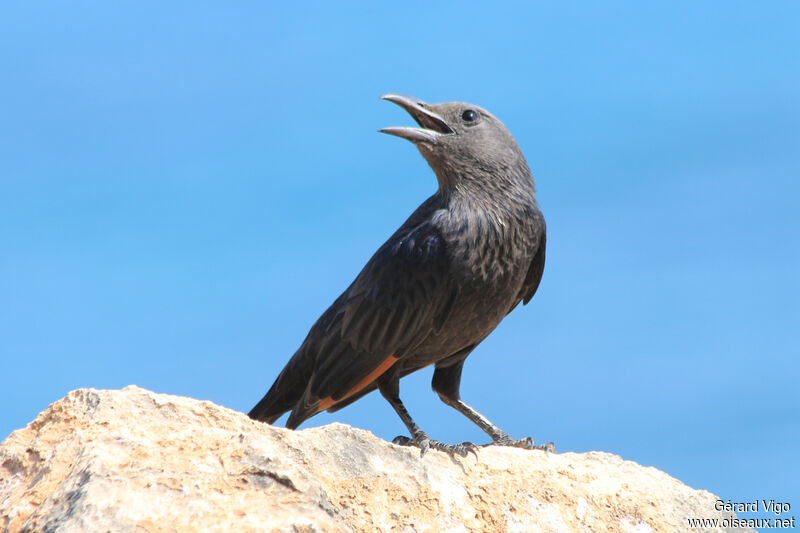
[393,434,478,458]
[490,434,555,452]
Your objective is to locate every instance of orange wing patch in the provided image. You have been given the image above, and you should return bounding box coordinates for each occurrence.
[317,355,399,412]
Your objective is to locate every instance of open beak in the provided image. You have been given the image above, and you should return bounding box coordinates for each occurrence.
[379,94,454,144]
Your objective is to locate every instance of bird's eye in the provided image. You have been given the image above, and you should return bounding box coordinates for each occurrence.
[461,109,478,122]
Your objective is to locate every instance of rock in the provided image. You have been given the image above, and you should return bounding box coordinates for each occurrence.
[0,386,752,532]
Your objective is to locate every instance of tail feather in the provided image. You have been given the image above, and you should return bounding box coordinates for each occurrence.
[247,392,290,424]
[248,345,314,425]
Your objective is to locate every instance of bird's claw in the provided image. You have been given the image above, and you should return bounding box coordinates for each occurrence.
[393,434,478,458]
[538,441,556,452]
[491,435,555,453]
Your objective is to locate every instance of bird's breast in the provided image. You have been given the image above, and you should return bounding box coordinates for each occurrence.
[438,208,537,336]
[444,206,535,282]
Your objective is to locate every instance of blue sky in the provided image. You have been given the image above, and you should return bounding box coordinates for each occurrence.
[1,1,798,518]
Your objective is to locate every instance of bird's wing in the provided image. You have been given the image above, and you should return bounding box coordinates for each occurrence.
[286,220,455,426]
[515,218,547,308]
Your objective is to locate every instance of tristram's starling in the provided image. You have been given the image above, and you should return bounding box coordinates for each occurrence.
[249,94,550,456]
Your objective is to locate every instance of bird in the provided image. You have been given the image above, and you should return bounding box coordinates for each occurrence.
[249,94,550,456]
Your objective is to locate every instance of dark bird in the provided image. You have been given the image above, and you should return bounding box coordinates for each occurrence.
[249,94,550,456]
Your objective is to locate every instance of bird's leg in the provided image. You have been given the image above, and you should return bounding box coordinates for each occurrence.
[378,378,477,458]
[441,397,554,452]
[432,360,555,452]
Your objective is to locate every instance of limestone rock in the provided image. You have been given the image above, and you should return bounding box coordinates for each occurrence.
[0,386,752,532]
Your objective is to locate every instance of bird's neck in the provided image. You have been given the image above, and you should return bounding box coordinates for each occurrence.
[435,160,538,216]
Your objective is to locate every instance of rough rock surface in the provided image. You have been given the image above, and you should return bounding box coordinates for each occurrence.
[1,386,751,532]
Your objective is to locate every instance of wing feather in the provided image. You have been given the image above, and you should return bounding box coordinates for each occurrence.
[287,220,455,426]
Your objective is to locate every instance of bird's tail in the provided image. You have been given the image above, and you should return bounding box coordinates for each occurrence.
[247,391,287,424]
[248,345,313,425]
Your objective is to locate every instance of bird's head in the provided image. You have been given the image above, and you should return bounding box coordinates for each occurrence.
[379,94,533,196]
